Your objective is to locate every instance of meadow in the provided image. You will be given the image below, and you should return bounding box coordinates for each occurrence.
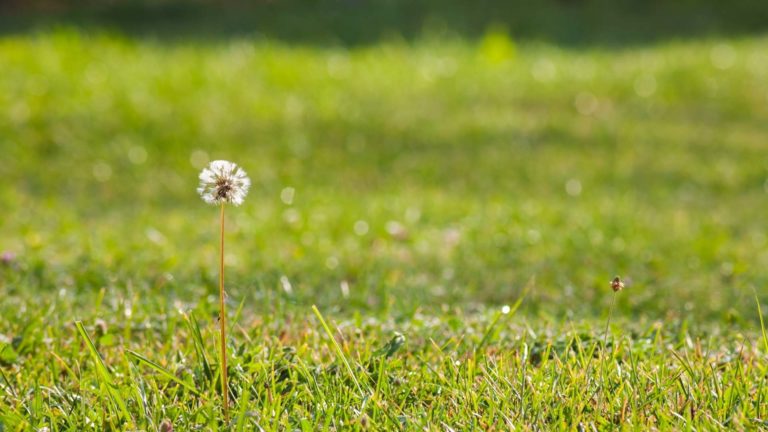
[2,3,768,429]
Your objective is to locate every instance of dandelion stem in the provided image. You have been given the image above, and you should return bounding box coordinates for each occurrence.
[219,202,229,422]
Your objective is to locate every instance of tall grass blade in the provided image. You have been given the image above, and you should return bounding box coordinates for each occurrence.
[125,349,201,395]
[755,293,768,355]
[311,305,365,396]
[185,312,213,382]
[74,320,133,426]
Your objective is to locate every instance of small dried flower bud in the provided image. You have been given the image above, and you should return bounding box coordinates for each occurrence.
[94,319,108,337]
[359,413,370,429]
[611,276,624,292]
[159,419,174,432]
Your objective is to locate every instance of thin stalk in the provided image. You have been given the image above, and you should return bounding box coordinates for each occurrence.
[599,291,617,415]
[219,203,229,422]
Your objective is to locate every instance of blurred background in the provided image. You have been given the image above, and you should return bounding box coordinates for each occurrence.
[2,0,768,323]
[4,0,768,45]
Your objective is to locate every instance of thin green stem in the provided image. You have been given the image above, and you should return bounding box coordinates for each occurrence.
[599,291,617,416]
[219,203,229,422]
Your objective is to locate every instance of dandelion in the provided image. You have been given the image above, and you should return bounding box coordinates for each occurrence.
[197,160,251,206]
[198,160,250,422]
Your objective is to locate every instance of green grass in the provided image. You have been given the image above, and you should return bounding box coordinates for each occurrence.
[1,22,768,429]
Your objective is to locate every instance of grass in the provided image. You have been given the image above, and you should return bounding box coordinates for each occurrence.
[1,17,768,429]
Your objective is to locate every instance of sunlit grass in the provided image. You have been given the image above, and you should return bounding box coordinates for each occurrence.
[1,28,768,429]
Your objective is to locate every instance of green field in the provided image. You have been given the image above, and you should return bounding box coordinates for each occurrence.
[2,4,768,430]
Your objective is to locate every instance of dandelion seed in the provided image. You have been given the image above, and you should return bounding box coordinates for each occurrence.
[197,160,250,206]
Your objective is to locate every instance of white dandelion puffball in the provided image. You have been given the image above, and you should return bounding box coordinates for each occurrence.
[197,160,251,206]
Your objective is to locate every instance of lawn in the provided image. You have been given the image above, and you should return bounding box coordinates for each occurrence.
[2,4,768,430]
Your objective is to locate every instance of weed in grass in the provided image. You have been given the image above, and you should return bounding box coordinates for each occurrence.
[197,160,251,422]
[599,276,624,417]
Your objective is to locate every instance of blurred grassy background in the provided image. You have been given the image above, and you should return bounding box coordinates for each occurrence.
[1,0,768,324]
[4,0,768,46]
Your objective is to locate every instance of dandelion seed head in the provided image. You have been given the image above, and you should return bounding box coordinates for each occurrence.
[197,160,250,206]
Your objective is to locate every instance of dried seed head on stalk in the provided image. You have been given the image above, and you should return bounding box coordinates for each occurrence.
[611,276,625,292]
[197,160,250,206]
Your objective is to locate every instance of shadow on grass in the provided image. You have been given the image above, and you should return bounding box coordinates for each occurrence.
[2,0,768,47]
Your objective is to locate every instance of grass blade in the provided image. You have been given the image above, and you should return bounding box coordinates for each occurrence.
[311,305,365,396]
[125,349,201,395]
[475,289,526,355]
[75,320,133,425]
[185,312,213,383]
[235,381,252,432]
[755,293,768,354]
